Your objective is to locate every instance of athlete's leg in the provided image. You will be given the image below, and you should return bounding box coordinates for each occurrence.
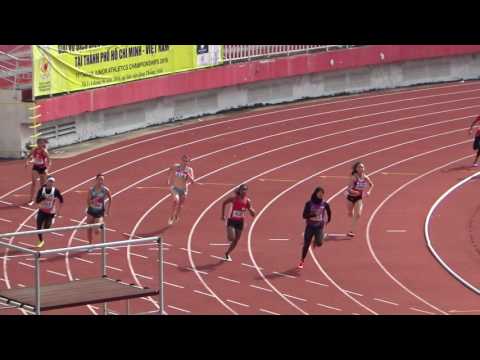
[475,149,480,165]
[301,226,314,261]
[29,170,38,204]
[174,195,186,222]
[225,227,242,258]
[350,200,363,235]
[86,214,95,244]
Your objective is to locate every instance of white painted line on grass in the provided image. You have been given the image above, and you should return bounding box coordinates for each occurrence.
[259,308,280,315]
[305,279,329,287]
[374,298,399,306]
[47,270,67,277]
[226,299,250,308]
[316,303,342,311]
[249,284,273,292]
[167,305,191,313]
[218,276,240,284]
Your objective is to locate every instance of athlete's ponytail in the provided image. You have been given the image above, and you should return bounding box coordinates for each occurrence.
[351,161,362,176]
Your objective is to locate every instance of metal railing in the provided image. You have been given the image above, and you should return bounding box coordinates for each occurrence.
[0,223,163,315]
[223,45,356,63]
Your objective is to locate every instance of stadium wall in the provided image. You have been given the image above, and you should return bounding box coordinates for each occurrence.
[2,45,480,158]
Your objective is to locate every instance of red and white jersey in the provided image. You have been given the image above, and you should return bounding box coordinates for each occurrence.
[32,147,48,166]
[229,196,251,221]
[174,165,193,182]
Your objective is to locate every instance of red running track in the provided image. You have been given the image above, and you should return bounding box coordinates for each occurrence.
[1,80,480,315]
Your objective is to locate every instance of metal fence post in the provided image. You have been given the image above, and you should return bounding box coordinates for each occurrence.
[34,252,41,315]
[158,236,164,315]
[101,223,107,315]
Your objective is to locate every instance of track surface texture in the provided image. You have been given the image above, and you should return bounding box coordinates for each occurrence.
[1,80,480,315]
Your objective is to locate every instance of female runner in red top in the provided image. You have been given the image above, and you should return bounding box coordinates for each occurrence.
[26,138,50,206]
[345,162,373,238]
[221,184,256,261]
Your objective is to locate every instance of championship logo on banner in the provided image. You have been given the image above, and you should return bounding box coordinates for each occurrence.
[32,45,224,98]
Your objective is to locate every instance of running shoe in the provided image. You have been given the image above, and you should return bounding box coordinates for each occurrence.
[37,240,44,248]
[28,201,34,206]
[298,261,304,269]
[224,254,232,262]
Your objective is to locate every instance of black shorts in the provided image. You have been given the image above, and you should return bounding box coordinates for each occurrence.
[32,165,47,174]
[227,219,244,231]
[87,207,105,219]
[473,136,480,150]
[37,210,55,226]
[304,224,324,247]
[347,195,363,204]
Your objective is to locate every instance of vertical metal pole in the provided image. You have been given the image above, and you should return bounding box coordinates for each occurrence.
[101,223,107,315]
[34,253,41,315]
[158,236,164,315]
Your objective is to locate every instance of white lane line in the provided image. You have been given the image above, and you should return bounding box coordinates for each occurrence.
[269,238,289,241]
[305,279,329,287]
[185,267,208,275]
[352,313,361,315]
[386,230,407,233]
[210,255,227,261]
[73,237,89,243]
[0,217,12,223]
[91,305,99,310]
[17,283,26,288]
[410,307,435,315]
[272,271,297,279]
[180,247,202,254]
[344,290,364,297]
[249,284,273,292]
[209,243,230,246]
[282,293,307,302]
[74,257,94,264]
[0,278,6,282]
[18,241,34,248]
[226,299,250,308]
[130,252,148,259]
[164,281,184,289]
[259,308,280,315]
[135,273,152,280]
[22,224,35,229]
[167,305,191,313]
[108,310,119,315]
[106,228,116,233]
[374,298,399,306]
[47,270,67,277]
[18,262,35,269]
[105,265,123,272]
[0,200,36,212]
[316,303,342,312]
[241,263,264,270]
[194,290,215,298]
[218,276,240,284]
[164,261,178,267]
[52,232,64,237]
